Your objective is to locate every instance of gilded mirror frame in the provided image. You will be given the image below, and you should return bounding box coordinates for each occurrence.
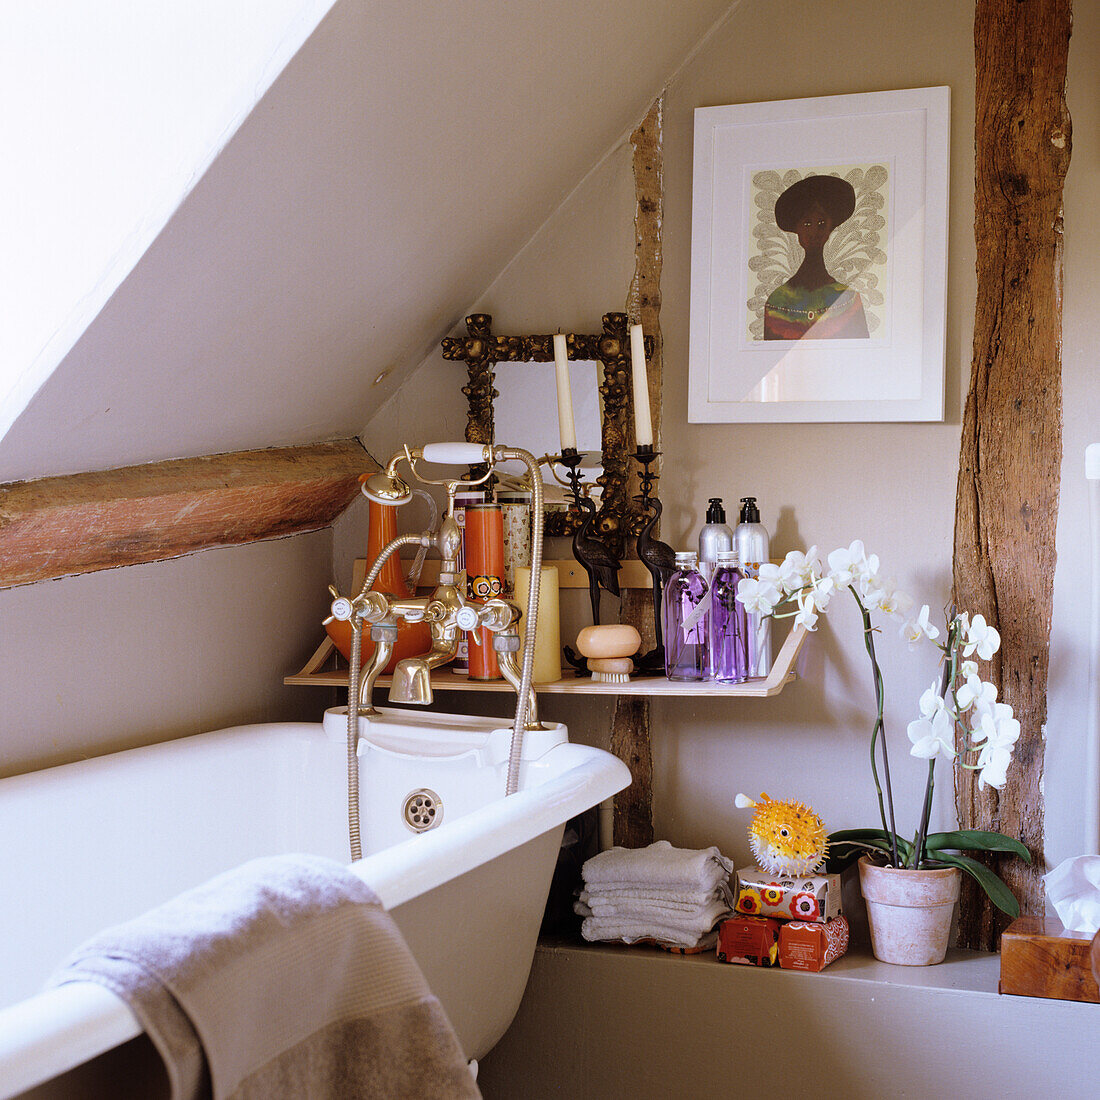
[442,312,650,555]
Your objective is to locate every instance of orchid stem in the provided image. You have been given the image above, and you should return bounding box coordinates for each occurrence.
[853,587,900,867]
[912,761,936,868]
[912,617,958,868]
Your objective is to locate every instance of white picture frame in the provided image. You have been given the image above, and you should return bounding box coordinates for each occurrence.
[688,86,950,423]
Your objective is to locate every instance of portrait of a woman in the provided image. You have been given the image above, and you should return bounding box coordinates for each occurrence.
[763,174,870,341]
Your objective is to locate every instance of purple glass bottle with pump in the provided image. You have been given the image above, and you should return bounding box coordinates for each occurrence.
[708,548,749,683]
[663,551,709,681]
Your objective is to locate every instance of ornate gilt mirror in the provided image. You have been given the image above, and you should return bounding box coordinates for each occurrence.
[442,312,650,557]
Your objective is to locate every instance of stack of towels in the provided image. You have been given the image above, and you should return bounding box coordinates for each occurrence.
[574,840,736,952]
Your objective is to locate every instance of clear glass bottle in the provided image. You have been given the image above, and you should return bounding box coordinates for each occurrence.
[663,551,709,681]
[708,548,749,683]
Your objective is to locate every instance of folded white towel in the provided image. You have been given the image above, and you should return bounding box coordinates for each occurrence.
[586,896,731,930]
[581,913,725,949]
[582,840,733,892]
[587,897,733,924]
[579,878,736,910]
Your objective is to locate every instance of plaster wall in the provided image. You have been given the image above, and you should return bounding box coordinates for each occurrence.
[0,0,335,444]
[360,0,1099,875]
[0,0,734,484]
[0,532,333,778]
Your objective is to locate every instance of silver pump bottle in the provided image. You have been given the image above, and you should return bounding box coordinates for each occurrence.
[734,496,771,676]
[697,497,733,585]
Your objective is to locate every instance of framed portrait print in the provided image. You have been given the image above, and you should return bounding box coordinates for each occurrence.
[688,87,950,423]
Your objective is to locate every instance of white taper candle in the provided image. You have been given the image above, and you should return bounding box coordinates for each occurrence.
[629,324,653,447]
[553,332,577,451]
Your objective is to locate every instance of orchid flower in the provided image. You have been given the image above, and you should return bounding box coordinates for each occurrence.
[956,673,997,715]
[736,577,781,616]
[792,588,820,631]
[918,679,946,719]
[878,585,913,618]
[970,702,1019,746]
[907,708,956,762]
[805,574,835,612]
[901,604,941,648]
[826,540,870,587]
[971,705,1020,789]
[962,614,1001,661]
[976,748,1013,790]
[757,561,784,592]
[863,576,912,617]
[778,547,821,589]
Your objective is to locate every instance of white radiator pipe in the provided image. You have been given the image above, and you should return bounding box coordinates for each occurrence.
[1086,443,1100,853]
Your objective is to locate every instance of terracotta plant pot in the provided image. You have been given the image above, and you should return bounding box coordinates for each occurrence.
[857,855,961,966]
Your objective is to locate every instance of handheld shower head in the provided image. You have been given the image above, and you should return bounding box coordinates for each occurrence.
[360,469,413,505]
[360,445,419,505]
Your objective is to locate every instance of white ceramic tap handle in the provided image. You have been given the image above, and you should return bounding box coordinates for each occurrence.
[330,596,354,622]
[421,442,489,465]
[454,605,481,632]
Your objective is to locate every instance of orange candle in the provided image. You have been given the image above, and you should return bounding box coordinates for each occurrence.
[464,503,504,680]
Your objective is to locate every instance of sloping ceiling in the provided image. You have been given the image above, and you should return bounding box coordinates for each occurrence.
[0,0,335,447]
[0,0,736,484]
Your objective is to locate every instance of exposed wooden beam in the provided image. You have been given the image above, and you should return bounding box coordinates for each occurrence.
[610,96,664,849]
[0,440,376,587]
[953,0,1071,948]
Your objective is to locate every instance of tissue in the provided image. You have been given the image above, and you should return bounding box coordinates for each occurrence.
[1044,856,1100,934]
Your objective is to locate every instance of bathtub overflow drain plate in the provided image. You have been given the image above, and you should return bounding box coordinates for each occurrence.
[403,788,443,833]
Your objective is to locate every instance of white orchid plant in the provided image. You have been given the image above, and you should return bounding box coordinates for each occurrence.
[738,541,1031,916]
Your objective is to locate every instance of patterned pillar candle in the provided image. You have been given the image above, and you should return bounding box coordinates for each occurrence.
[464,502,504,680]
[498,489,532,595]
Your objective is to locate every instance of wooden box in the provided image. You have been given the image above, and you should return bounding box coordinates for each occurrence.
[999,916,1100,1003]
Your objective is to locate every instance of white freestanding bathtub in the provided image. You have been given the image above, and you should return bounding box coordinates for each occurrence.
[0,707,630,1098]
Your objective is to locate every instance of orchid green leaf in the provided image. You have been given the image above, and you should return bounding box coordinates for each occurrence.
[826,829,911,873]
[923,830,1031,862]
[927,852,1020,917]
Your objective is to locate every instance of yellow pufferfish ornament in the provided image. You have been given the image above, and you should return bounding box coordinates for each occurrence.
[735,792,828,876]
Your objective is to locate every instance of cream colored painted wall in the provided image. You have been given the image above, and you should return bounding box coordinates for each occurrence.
[0,533,335,778]
[653,0,976,861]
[358,0,1099,875]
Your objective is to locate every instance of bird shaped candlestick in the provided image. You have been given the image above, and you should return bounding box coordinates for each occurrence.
[633,445,674,674]
[558,448,622,674]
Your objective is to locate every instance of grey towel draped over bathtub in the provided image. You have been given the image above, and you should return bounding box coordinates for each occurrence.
[48,853,480,1099]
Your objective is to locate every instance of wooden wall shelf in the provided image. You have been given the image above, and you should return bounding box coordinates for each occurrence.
[285,609,807,700]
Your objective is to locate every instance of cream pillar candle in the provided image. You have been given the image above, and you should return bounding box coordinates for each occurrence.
[553,333,577,451]
[629,323,653,447]
[513,564,561,683]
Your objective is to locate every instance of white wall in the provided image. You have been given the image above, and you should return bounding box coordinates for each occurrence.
[653,0,975,862]
[0,533,336,778]
[0,0,736,484]
[0,0,335,443]
[356,0,1100,874]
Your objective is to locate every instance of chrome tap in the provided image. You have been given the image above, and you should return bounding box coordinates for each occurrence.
[332,441,547,800]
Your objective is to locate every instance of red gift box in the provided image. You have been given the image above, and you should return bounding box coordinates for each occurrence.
[716,916,781,967]
[778,915,850,972]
